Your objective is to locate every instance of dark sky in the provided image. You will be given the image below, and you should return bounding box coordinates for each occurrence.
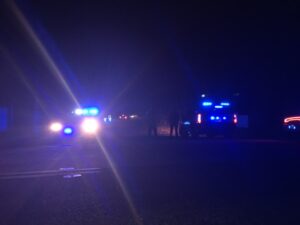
[0,0,299,115]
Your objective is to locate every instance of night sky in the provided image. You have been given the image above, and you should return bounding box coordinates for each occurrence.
[0,0,299,118]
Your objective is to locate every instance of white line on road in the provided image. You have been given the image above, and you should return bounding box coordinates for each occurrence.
[0,167,102,180]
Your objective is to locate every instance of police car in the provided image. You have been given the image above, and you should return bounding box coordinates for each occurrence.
[48,107,101,138]
[179,100,238,138]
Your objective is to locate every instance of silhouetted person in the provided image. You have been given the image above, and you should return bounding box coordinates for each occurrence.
[146,107,158,136]
[169,109,180,137]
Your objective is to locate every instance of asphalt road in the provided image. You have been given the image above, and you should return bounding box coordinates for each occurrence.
[0,137,300,225]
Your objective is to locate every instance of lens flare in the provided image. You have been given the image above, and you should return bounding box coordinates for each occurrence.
[8,1,80,107]
[94,136,143,225]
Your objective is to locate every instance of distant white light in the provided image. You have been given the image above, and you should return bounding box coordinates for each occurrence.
[201,94,206,98]
[130,114,138,119]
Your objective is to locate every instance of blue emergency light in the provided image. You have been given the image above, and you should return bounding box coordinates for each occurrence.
[74,107,99,116]
[220,102,230,106]
[202,101,213,106]
[63,127,73,135]
[86,107,99,116]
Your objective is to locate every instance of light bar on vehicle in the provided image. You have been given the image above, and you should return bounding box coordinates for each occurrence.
[284,116,300,124]
[202,101,212,106]
[220,102,230,106]
[87,107,99,116]
[74,107,99,116]
[215,105,223,109]
[74,108,83,115]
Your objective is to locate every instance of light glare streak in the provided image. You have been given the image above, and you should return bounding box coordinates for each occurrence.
[8,1,80,107]
[95,136,143,225]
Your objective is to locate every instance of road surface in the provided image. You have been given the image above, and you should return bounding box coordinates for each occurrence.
[0,137,299,225]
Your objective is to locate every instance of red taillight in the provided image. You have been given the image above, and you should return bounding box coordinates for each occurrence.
[197,113,202,124]
[284,116,300,124]
[233,114,238,124]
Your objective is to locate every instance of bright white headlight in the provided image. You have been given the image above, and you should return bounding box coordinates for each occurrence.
[81,118,99,134]
[49,122,63,132]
